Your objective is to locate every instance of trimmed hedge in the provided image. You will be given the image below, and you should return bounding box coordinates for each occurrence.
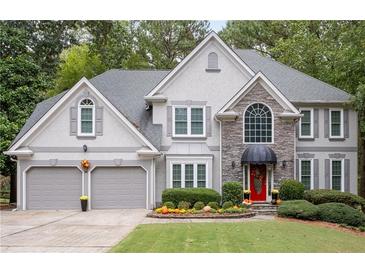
[279,179,305,200]
[222,181,243,205]
[193,201,205,210]
[208,201,220,210]
[222,201,234,209]
[277,200,319,220]
[317,203,365,227]
[304,189,365,213]
[162,188,221,206]
[163,201,175,209]
[177,201,191,210]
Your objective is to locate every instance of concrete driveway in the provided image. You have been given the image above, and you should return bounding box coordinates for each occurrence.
[0,209,148,253]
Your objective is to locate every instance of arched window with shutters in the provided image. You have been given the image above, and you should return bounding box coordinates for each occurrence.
[244,103,273,143]
[207,52,218,69]
[78,98,95,136]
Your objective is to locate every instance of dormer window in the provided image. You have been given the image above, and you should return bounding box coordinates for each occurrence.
[206,52,220,72]
[78,98,95,136]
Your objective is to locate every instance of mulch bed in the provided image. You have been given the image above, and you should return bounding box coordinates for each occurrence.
[147,211,256,219]
[0,203,16,210]
[276,217,365,237]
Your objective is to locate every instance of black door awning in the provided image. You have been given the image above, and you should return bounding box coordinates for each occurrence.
[241,145,277,164]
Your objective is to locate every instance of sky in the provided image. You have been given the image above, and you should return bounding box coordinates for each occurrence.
[209,20,227,32]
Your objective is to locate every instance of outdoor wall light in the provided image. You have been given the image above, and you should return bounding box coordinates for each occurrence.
[83,144,88,152]
[281,160,287,168]
[231,161,236,169]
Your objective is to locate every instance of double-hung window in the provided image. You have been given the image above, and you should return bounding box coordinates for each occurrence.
[329,109,343,138]
[299,109,313,138]
[78,98,95,136]
[331,160,343,191]
[171,163,207,188]
[299,159,312,190]
[173,106,205,137]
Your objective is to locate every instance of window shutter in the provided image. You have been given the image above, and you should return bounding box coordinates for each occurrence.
[314,109,319,138]
[206,106,212,137]
[344,110,349,138]
[208,52,218,69]
[325,159,330,189]
[296,159,299,180]
[167,106,172,137]
[314,159,319,189]
[324,109,329,138]
[95,106,103,136]
[70,107,77,136]
[344,159,350,192]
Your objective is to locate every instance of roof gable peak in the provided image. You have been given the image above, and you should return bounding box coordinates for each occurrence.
[219,72,300,114]
[145,31,255,98]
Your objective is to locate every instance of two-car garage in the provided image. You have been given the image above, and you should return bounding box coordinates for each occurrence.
[25,166,147,210]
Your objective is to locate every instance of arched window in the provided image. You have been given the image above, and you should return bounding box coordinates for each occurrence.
[78,98,95,135]
[207,52,218,69]
[244,103,272,143]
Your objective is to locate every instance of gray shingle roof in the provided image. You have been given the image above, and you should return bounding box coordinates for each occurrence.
[11,49,351,150]
[235,49,351,102]
[89,69,170,149]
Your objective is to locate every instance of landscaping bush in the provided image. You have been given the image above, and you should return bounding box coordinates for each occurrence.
[222,201,234,209]
[279,179,305,200]
[317,203,365,227]
[304,189,365,213]
[163,201,175,209]
[222,181,243,205]
[207,201,220,210]
[162,188,221,206]
[177,201,191,210]
[277,200,319,220]
[193,201,205,210]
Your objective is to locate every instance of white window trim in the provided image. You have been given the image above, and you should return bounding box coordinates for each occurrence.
[243,102,274,144]
[172,105,206,137]
[77,99,96,136]
[169,161,208,188]
[299,159,314,190]
[330,159,345,192]
[329,108,344,139]
[299,108,314,138]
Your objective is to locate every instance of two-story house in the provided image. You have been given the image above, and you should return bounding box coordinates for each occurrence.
[5,32,358,210]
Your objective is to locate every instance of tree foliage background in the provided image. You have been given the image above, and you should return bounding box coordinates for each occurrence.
[1,20,364,197]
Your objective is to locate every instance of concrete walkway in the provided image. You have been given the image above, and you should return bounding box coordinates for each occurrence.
[0,209,148,253]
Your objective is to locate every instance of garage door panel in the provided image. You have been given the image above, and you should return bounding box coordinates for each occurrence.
[92,167,146,209]
[27,167,82,210]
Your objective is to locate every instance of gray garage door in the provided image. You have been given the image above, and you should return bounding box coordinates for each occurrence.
[26,167,82,210]
[91,167,146,209]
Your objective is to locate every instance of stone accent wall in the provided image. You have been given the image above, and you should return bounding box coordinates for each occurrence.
[222,83,296,188]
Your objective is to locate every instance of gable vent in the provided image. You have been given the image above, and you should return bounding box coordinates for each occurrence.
[208,52,218,68]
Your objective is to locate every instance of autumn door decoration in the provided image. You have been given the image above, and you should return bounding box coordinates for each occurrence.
[81,159,90,171]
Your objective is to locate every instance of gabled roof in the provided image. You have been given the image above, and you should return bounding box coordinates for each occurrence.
[219,71,300,114]
[10,38,353,151]
[235,49,351,103]
[145,31,255,98]
[9,71,169,151]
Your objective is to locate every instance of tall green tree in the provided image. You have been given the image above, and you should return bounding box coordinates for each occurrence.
[50,44,105,95]
[132,20,210,69]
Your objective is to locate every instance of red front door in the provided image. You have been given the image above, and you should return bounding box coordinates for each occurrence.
[250,164,267,201]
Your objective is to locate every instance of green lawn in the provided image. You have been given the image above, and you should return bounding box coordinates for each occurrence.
[111,220,365,252]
